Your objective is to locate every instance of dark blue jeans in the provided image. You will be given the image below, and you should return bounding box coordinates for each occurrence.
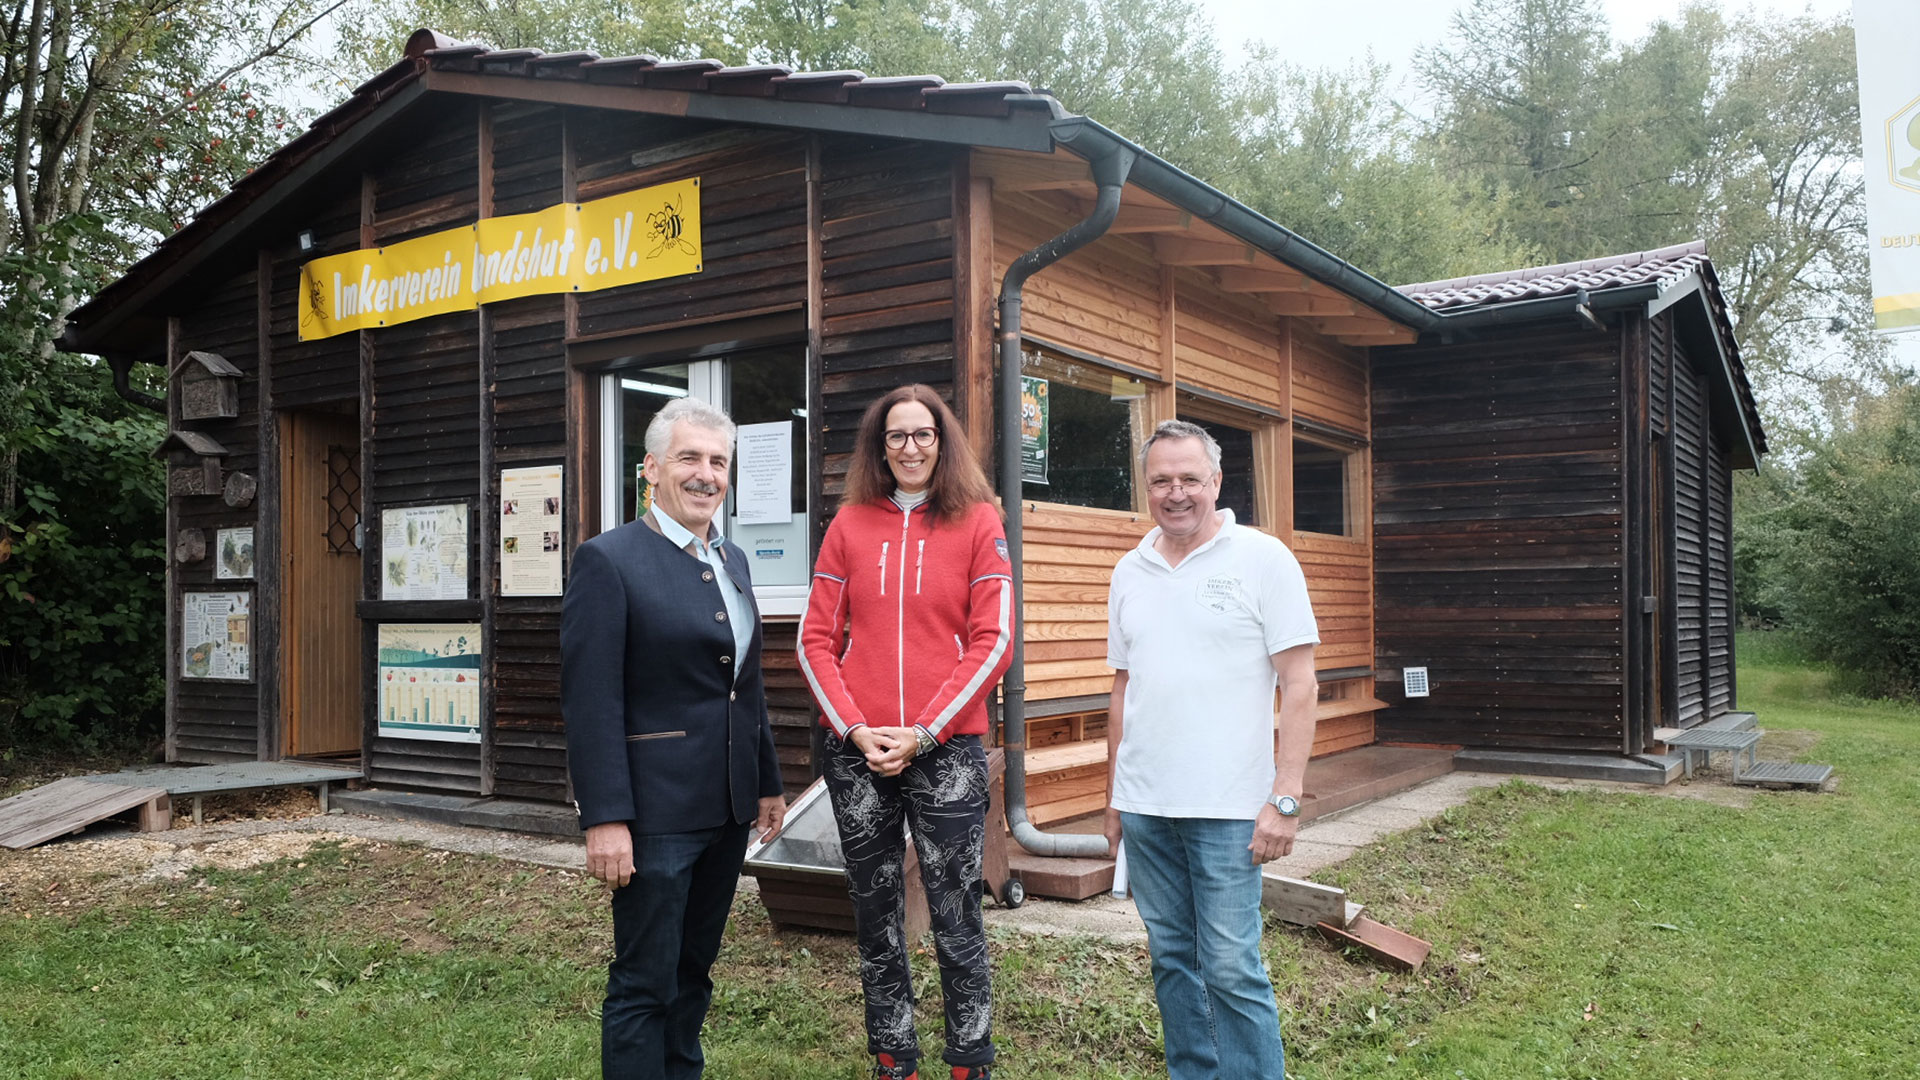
[603,821,751,1080]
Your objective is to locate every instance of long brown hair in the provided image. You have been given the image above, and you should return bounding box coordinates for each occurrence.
[842,384,998,524]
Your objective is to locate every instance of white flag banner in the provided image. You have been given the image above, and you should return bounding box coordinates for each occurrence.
[1855,0,1920,333]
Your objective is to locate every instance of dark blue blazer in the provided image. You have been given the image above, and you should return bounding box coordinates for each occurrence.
[560,512,783,835]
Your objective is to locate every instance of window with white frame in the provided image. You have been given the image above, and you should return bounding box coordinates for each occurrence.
[598,344,810,614]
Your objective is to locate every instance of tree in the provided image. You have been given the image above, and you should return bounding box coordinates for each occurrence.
[1740,382,1920,698]
[1216,55,1531,287]
[1417,3,1892,429]
[1,0,346,511]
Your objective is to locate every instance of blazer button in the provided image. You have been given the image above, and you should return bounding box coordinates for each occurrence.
[702,570,714,582]
[730,691,738,702]
[715,611,727,622]
[719,655,732,665]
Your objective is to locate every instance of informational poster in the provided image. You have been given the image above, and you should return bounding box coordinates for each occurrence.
[181,591,251,681]
[500,465,564,596]
[735,421,794,525]
[215,527,255,580]
[377,623,482,743]
[1855,0,1920,332]
[381,504,469,601]
[1020,376,1050,485]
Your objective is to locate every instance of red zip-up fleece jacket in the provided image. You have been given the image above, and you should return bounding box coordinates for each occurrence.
[799,497,1016,744]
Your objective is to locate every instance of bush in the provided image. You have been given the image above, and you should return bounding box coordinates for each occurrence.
[0,400,168,753]
[1751,386,1920,698]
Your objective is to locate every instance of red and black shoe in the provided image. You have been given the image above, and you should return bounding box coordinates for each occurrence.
[950,1067,992,1080]
[873,1053,918,1080]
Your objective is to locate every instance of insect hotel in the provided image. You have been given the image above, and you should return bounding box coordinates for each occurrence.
[59,31,1774,880]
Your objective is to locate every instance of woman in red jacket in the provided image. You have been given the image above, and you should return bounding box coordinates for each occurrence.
[800,383,1013,1080]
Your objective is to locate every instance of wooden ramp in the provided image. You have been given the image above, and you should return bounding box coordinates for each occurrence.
[0,777,170,850]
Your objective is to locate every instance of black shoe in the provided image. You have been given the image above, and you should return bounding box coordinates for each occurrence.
[873,1052,918,1079]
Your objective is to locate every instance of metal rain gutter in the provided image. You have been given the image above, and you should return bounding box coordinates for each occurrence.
[996,120,1135,860]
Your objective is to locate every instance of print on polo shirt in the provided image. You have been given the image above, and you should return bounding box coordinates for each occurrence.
[1197,574,1244,614]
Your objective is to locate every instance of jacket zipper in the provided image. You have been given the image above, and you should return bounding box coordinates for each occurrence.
[954,633,964,660]
[878,541,889,596]
[915,540,925,594]
[897,506,912,724]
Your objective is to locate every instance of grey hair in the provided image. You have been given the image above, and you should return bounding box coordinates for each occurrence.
[1139,419,1221,473]
[644,396,736,459]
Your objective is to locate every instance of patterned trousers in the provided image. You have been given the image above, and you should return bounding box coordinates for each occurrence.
[824,732,995,1069]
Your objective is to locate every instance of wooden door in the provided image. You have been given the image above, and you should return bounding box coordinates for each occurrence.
[282,411,363,757]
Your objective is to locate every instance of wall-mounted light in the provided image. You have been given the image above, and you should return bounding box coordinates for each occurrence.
[297,229,316,253]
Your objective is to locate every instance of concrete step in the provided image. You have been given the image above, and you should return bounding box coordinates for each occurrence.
[330,789,580,836]
[1452,749,1682,785]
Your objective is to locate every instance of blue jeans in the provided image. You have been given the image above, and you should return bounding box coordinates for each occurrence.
[603,822,750,1080]
[1120,812,1286,1080]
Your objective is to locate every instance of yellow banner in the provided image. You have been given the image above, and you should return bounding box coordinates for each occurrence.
[298,178,702,341]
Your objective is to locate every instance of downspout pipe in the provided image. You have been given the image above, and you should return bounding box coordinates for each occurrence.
[997,133,1135,859]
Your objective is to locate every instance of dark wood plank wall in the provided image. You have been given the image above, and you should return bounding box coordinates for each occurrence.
[361,101,485,792]
[573,121,808,338]
[171,269,264,762]
[1706,436,1734,715]
[268,202,363,411]
[1671,334,1709,726]
[815,138,959,506]
[484,99,571,802]
[1371,326,1627,751]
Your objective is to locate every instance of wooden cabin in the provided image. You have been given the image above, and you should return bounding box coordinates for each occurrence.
[62,33,1758,818]
[1376,244,1766,761]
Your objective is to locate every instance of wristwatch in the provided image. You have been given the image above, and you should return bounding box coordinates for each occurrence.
[913,726,938,756]
[1267,794,1300,817]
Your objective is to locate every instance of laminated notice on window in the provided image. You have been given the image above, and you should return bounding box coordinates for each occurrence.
[735,421,793,525]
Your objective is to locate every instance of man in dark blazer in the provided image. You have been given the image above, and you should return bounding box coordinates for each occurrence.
[562,396,787,1080]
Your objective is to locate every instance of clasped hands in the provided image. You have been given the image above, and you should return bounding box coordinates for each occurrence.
[848,725,922,776]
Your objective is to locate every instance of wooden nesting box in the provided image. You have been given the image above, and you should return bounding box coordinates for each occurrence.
[173,350,242,422]
[154,430,229,497]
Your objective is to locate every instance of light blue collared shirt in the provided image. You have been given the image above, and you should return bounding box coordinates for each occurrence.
[650,507,754,674]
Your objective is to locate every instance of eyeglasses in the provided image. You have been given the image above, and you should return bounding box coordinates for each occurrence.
[1147,476,1212,496]
[884,427,939,450]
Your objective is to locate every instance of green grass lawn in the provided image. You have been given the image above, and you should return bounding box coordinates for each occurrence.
[2,632,1916,1078]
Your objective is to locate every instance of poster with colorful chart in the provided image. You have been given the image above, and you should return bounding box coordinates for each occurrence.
[376,623,482,743]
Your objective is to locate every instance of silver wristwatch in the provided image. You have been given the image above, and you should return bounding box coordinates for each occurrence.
[914,726,938,756]
[1267,794,1300,817]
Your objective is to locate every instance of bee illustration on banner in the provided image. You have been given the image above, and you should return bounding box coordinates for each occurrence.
[299,266,329,336]
[646,194,698,259]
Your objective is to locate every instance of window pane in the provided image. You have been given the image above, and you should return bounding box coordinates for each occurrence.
[725,349,809,587]
[1191,418,1257,527]
[619,365,690,525]
[1293,438,1350,536]
[1019,349,1146,511]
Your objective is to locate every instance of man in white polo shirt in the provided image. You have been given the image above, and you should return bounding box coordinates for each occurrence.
[1103,419,1319,1080]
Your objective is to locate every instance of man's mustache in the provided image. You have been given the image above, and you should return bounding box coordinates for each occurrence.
[682,480,721,496]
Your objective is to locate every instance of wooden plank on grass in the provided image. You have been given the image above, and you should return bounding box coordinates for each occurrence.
[0,778,172,850]
[1260,872,1346,927]
[1316,915,1432,971]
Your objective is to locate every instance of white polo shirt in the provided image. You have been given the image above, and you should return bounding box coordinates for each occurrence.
[1106,510,1319,819]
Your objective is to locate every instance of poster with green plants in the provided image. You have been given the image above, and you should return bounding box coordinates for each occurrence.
[381,504,469,601]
